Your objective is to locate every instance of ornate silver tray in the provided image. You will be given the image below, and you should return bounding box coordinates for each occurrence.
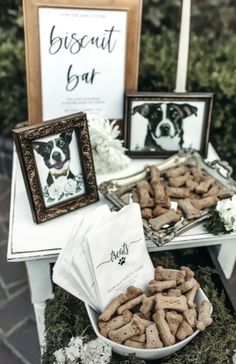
[99,150,236,247]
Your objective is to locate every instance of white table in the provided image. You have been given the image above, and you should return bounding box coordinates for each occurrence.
[7,144,236,348]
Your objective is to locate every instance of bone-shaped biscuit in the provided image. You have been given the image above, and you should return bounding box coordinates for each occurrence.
[124,339,146,348]
[166,311,183,336]
[137,180,154,208]
[203,184,219,197]
[141,208,153,219]
[146,324,163,349]
[140,296,155,317]
[196,300,213,331]
[150,165,161,184]
[185,283,200,308]
[217,187,234,199]
[155,266,186,283]
[155,293,188,312]
[176,320,193,340]
[152,206,169,217]
[166,186,190,199]
[99,293,127,321]
[178,199,201,220]
[152,310,175,346]
[165,165,187,178]
[167,288,182,297]
[195,176,215,194]
[190,166,204,182]
[151,182,170,207]
[117,294,146,315]
[178,278,197,293]
[149,209,181,231]
[186,179,198,191]
[180,266,195,280]
[99,311,132,337]
[169,174,190,188]
[183,308,197,328]
[109,317,145,343]
[133,313,154,328]
[130,333,146,343]
[148,279,177,293]
[191,196,218,210]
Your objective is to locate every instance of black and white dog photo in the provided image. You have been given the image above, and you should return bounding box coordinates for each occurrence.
[32,131,75,187]
[132,102,198,151]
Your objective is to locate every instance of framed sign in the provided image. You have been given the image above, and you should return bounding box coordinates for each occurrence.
[12,113,99,224]
[124,92,214,158]
[23,0,143,124]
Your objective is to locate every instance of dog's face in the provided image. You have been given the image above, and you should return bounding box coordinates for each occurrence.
[32,131,73,177]
[132,102,197,147]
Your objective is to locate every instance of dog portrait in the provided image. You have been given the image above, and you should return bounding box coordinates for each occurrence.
[125,93,213,158]
[33,130,85,207]
[12,112,99,223]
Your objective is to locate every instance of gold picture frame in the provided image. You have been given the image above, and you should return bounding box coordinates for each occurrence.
[12,113,99,224]
[23,0,143,124]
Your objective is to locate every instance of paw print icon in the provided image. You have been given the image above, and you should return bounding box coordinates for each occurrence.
[118,257,126,266]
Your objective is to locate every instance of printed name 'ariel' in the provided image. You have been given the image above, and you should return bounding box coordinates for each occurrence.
[49,25,120,55]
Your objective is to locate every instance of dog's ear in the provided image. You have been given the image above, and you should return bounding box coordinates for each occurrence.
[180,104,198,118]
[32,141,45,156]
[132,103,150,117]
[60,131,73,144]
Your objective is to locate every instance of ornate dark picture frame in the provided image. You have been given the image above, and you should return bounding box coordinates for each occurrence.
[12,112,99,224]
[124,92,214,158]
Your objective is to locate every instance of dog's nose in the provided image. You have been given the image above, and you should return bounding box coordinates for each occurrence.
[52,151,62,161]
[160,123,170,135]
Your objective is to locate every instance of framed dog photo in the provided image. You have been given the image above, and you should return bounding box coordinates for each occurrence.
[12,113,99,224]
[124,92,214,158]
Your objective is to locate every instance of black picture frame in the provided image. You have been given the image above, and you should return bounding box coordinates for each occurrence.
[124,92,214,158]
[12,112,99,224]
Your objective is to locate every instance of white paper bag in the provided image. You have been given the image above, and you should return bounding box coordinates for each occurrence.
[87,203,154,311]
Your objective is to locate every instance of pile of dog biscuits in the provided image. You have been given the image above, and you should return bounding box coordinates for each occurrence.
[132,164,233,231]
[98,266,213,349]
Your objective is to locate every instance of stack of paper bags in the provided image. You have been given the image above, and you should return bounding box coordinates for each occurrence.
[53,203,154,312]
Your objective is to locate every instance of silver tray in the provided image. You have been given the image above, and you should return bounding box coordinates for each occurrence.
[99,150,236,247]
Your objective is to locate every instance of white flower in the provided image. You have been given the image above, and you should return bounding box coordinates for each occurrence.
[216,195,236,231]
[80,338,112,364]
[64,178,77,195]
[48,180,64,200]
[53,348,66,364]
[88,118,131,174]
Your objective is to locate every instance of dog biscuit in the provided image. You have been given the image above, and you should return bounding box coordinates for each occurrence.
[99,293,127,321]
[108,317,145,343]
[98,311,132,337]
[155,266,186,283]
[165,165,187,178]
[140,296,155,317]
[155,293,188,312]
[183,308,197,328]
[137,180,154,208]
[148,279,177,293]
[146,324,163,349]
[152,310,176,346]
[191,196,218,210]
[195,176,215,194]
[141,208,153,219]
[176,320,193,340]
[166,311,183,336]
[166,186,190,199]
[117,293,146,315]
[196,300,213,331]
[152,206,169,217]
[149,209,181,231]
[130,333,146,343]
[178,278,197,293]
[150,165,161,184]
[178,199,201,220]
[124,339,146,348]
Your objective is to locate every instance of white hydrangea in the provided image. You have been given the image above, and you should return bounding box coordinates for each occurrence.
[53,336,83,363]
[80,338,112,364]
[64,178,77,195]
[216,195,236,231]
[88,118,130,174]
[48,179,64,200]
[53,348,66,364]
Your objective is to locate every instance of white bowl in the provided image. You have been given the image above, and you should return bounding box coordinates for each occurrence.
[85,288,211,361]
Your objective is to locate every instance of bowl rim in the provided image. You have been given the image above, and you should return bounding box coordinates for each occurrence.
[85,286,211,353]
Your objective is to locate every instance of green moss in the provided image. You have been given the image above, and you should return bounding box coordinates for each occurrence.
[42,251,236,364]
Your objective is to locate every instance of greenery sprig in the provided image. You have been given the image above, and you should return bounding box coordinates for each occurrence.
[204,208,231,235]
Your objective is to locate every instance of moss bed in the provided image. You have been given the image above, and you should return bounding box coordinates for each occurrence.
[42,249,236,364]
